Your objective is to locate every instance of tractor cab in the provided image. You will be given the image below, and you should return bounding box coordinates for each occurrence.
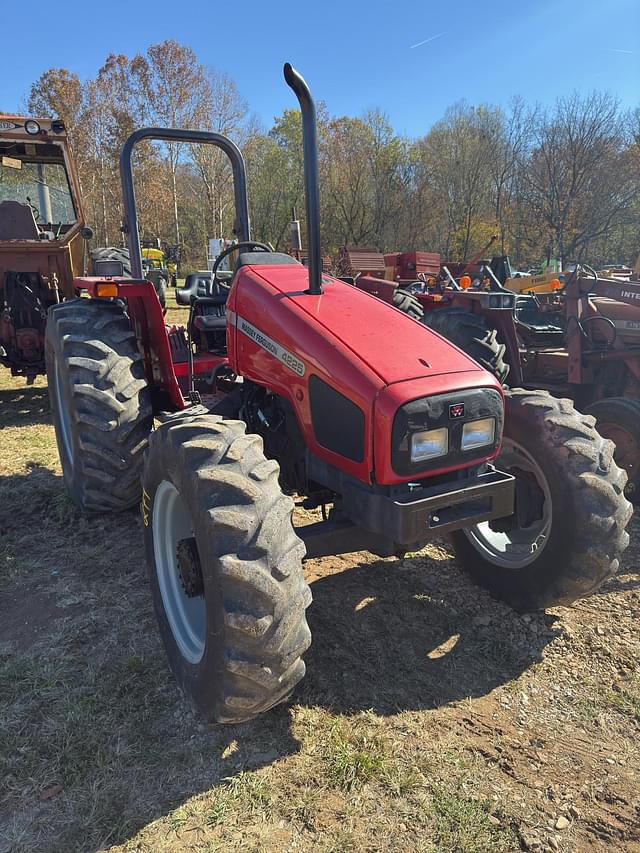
[0,132,77,241]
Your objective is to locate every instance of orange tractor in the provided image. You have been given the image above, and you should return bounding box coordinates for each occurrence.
[0,115,92,380]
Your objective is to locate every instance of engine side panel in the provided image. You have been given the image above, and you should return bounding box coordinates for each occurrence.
[228,267,384,483]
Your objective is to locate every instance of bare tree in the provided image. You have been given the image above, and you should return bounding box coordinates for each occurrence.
[523,92,637,263]
[131,41,210,245]
[190,70,248,238]
[415,103,496,258]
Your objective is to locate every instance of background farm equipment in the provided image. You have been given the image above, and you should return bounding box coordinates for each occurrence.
[45,65,631,725]
[142,236,178,286]
[410,262,640,497]
[91,244,168,309]
[0,115,91,380]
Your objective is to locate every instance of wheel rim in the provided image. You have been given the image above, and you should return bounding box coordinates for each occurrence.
[593,421,638,498]
[153,480,206,664]
[463,437,553,569]
[54,357,74,468]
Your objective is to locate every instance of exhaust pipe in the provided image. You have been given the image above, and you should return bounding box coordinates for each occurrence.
[283,63,322,295]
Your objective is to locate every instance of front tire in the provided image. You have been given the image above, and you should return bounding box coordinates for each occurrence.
[45,299,152,511]
[452,389,632,610]
[142,415,312,723]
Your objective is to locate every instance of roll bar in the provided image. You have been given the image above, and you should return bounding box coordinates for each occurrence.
[284,63,322,296]
[119,127,250,279]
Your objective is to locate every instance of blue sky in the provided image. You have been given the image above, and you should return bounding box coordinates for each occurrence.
[1,0,638,137]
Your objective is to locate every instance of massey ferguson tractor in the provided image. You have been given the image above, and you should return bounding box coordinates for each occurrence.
[0,115,92,380]
[45,65,632,724]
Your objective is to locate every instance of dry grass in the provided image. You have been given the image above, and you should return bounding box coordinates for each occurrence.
[0,367,639,853]
[164,284,189,327]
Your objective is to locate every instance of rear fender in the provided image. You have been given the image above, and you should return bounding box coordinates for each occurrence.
[74,276,184,410]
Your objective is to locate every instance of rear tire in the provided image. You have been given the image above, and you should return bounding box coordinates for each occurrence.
[45,299,152,511]
[423,306,509,383]
[90,246,132,276]
[392,288,424,320]
[584,397,640,500]
[452,389,632,610]
[142,415,312,723]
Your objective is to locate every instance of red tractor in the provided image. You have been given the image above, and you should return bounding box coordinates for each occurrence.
[45,65,631,724]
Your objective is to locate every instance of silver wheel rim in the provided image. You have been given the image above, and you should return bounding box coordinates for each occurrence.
[463,437,552,569]
[153,480,206,664]
[54,357,74,467]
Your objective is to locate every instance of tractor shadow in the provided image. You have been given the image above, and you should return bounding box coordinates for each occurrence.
[299,551,557,715]
[0,383,50,427]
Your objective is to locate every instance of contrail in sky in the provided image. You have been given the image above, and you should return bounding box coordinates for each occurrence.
[608,48,634,54]
[410,32,447,49]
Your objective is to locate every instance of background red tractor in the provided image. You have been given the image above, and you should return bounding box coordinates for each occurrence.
[45,64,631,724]
[400,263,640,498]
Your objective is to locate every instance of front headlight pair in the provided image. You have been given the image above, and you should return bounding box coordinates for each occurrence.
[410,417,496,462]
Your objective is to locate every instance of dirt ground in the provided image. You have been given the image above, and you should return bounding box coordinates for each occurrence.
[1,340,639,852]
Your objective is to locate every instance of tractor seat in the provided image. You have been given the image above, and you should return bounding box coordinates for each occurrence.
[0,201,40,240]
[191,292,228,332]
[176,271,217,305]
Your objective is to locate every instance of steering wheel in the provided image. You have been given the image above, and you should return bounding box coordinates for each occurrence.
[211,241,272,289]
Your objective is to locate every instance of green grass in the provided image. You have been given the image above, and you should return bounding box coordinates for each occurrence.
[324,721,387,790]
[430,786,518,853]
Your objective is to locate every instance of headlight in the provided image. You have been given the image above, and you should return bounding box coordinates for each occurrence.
[461,418,495,451]
[24,119,41,135]
[411,427,448,462]
[391,388,503,476]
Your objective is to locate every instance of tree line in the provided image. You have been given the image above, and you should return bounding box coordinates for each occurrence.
[25,40,640,272]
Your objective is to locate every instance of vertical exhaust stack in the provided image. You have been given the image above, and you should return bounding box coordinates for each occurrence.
[283,63,322,295]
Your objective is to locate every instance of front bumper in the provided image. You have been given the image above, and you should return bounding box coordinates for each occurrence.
[343,467,515,548]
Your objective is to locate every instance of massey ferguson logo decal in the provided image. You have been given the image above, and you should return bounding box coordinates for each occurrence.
[449,402,465,419]
[238,317,306,377]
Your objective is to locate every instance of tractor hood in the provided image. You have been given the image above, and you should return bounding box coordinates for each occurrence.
[245,263,485,384]
[229,260,503,486]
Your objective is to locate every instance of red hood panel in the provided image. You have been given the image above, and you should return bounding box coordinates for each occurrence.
[246,265,486,384]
